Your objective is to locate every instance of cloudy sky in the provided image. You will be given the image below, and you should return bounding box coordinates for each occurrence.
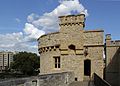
[0,0,120,54]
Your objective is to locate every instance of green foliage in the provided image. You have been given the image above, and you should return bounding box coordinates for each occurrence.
[10,51,40,76]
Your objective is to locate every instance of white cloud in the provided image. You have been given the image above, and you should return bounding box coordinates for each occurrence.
[29,0,88,33]
[23,23,45,42]
[0,24,44,53]
[0,44,15,48]
[0,32,23,51]
[12,42,38,53]
[0,32,23,45]
[0,0,88,53]
[27,13,39,23]
[0,32,38,53]
[15,18,21,23]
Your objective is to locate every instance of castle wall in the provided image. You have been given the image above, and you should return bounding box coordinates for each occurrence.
[87,47,104,78]
[40,48,61,74]
[38,32,61,74]
[0,72,74,86]
[105,46,120,86]
[59,14,85,81]
[59,14,85,50]
[38,14,104,81]
[105,35,120,86]
[61,55,84,81]
[84,30,104,45]
[38,32,60,48]
[84,30,104,78]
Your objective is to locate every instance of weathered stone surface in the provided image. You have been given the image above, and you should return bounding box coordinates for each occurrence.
[24,72,74,86]
[38,14,104,81]
[0,77,29,86]
[105,34,120,86]
[0,72,74,86]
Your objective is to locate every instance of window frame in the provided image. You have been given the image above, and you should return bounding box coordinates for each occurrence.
[53,56,60,68]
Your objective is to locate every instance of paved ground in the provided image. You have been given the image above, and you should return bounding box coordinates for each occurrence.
[69,76,94,86]
[68,81,94,86]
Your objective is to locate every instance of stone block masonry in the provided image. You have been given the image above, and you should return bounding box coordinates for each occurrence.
[24,72,74,86]
[38,14,104,81]
[0,72,74,86]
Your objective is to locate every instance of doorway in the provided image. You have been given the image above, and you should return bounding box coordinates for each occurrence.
[84,59,91,76]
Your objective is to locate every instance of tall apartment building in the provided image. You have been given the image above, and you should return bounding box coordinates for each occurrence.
[0,51,13,72]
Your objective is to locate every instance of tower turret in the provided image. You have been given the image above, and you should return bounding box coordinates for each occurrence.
[105,34,111,45]
[59,14,85,32]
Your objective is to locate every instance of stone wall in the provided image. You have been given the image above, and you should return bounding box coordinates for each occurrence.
[59,14,85,29]
[38,14,104,81]
[84,30,104,78]
[38,32,60,48]
[0,72,74,86]
[86,47,104,78]
[24,72,74,86]
[40,47,61,74]
[0,77,29,86]
[105,46,120,86]
[105,34,120,86]
[84,30,104,45]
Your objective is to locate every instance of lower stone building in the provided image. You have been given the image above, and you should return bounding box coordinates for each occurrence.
[38,14,104,81]
[105,34,120,86]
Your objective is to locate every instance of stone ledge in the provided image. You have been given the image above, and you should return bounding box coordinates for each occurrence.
[84,29,104,33]
[106,45,120,47]
[38,32,59,40]
[84,44,104,47]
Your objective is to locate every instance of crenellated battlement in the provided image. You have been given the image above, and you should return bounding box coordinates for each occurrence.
[109,40,120,46]
[59,14,85,27]
[38,13,104,81]
[106,34,120,46]
[38,44,60,54]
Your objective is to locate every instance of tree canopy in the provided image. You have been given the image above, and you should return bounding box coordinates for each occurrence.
[10,51,40,76]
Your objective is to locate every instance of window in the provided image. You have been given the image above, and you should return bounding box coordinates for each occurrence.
[54,56,60,68]
[75,77,78,81]
[68,44,75,50]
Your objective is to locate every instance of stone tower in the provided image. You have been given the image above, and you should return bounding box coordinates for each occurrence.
[59,14,85,50]
[38,14,104,81]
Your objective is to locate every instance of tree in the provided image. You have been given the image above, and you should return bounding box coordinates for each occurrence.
[10,51,40,76]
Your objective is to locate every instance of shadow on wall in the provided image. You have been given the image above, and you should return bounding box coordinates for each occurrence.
[105,47,120,86]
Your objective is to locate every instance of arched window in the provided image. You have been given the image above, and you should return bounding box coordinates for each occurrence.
[68,44,76,50]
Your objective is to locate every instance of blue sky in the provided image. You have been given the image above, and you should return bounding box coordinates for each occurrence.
[0,0,120,53]
[0,0,58,33]
[82,0,120,40]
